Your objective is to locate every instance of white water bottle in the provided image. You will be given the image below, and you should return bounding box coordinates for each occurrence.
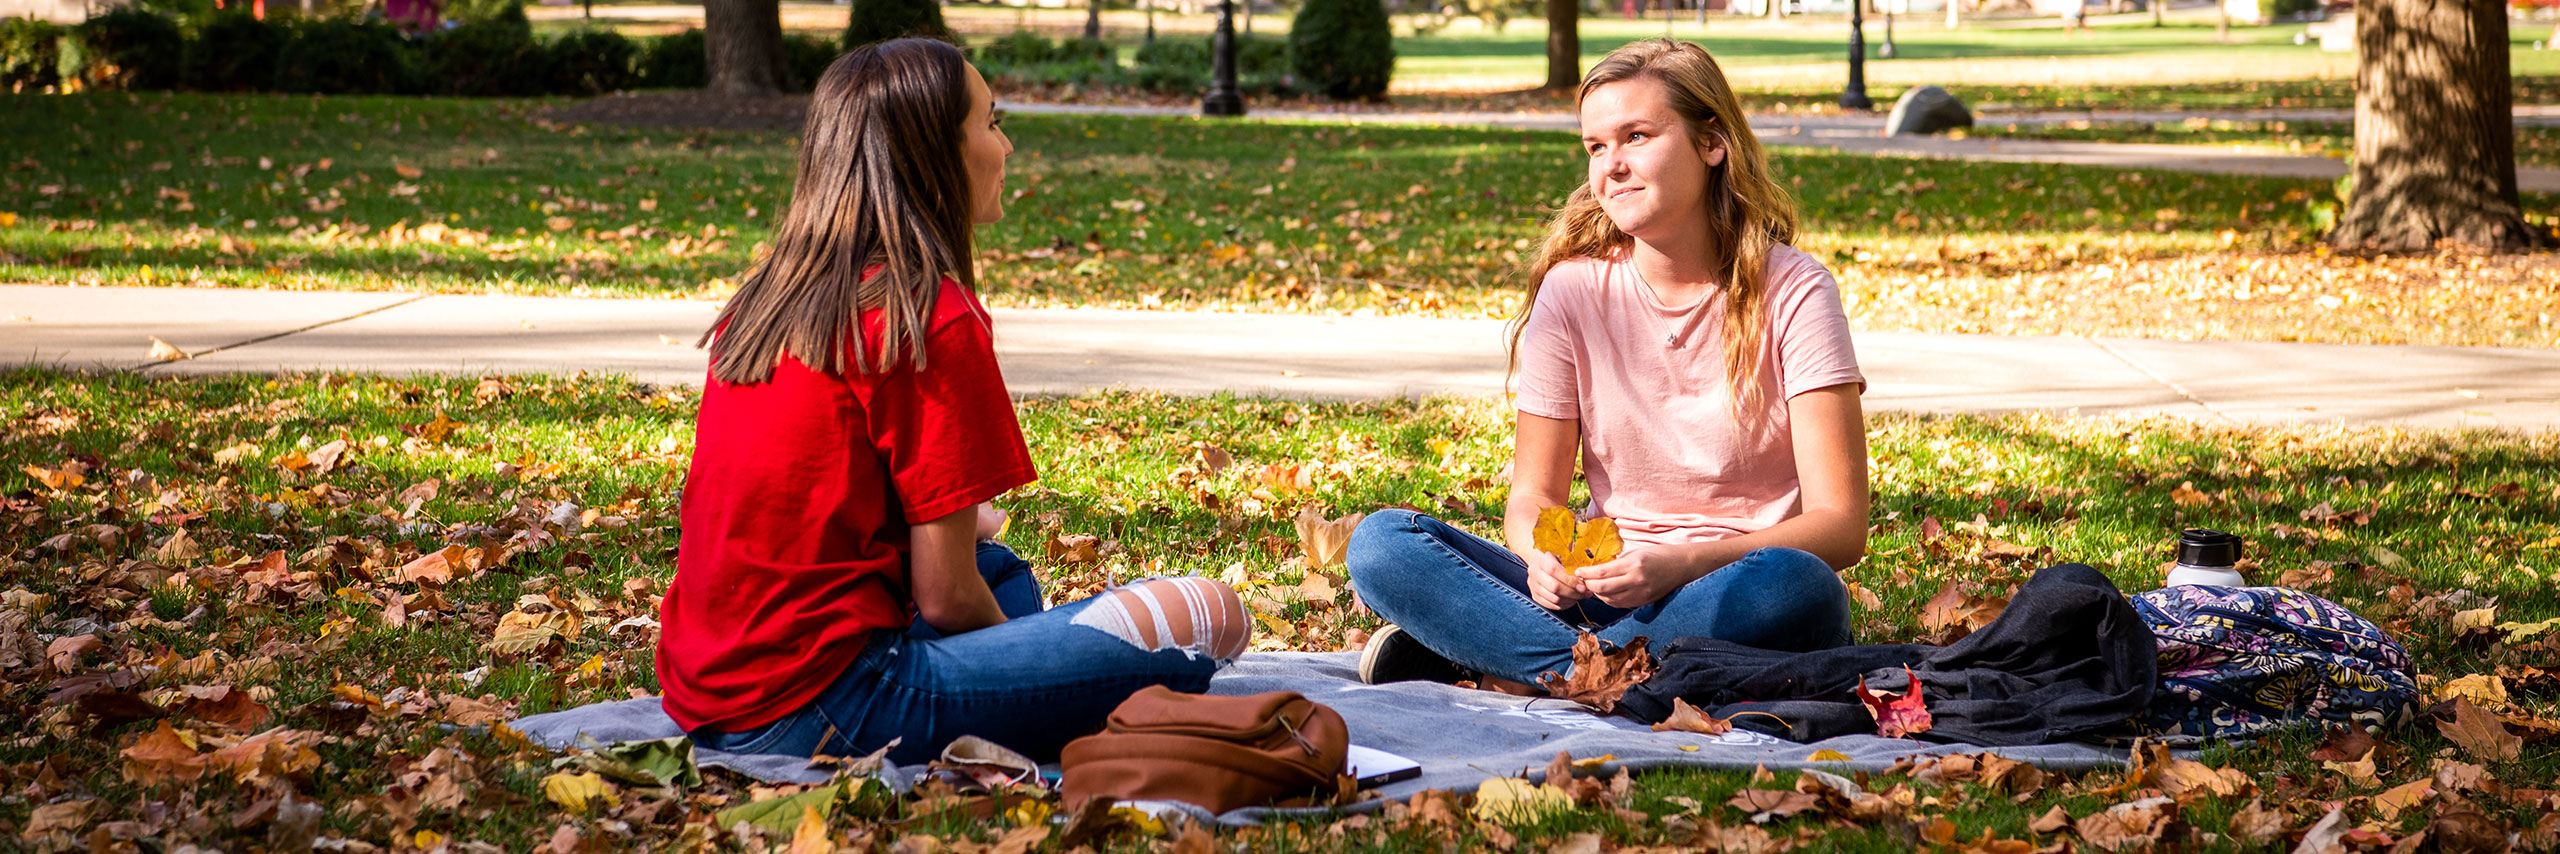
[2165,528,2247,587]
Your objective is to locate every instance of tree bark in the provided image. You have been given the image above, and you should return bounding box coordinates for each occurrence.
[1086,0,1103,40]
[2330,0,2549,251]
[706,0,792,95]
[1544,0,1580,91]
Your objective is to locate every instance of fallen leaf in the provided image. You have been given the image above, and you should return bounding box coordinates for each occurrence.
[1471,778,1572,824]
[2073,796,2173,851]
[785,803,831,854]
[2227,797,2286,844]
[2438,674,2508,706]
[21,798,94,839]
[1726,788,1819,823]
[1651,697,1735,735]
[120,720,207,785]
[47,634,101,673]
[2306,727,2375,761]
[1293,506,1364,570]
[400,545,465,585]
[542,771,615,813]
[393,163,423,179]
[1855,667,1934,738]
[2372,778,2433,822]
[2437,698,2522,762]
[1535,632,1655,713]
[147,336,190,362]
[2294,805,2349,854]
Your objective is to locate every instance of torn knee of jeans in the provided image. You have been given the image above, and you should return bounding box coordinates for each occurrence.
[1069,578,1250,661]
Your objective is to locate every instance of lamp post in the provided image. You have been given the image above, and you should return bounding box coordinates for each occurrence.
[1203,0,1246,116]
[1839,0,1872,110]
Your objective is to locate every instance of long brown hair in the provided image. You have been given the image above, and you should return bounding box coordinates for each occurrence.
[1510,38,1799,420]
[702,38,979,383]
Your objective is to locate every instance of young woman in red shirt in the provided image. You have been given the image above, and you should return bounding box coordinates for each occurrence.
[655,38,1250,764]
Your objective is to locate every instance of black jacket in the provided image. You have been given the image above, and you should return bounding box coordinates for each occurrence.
[1618,563,2156,746]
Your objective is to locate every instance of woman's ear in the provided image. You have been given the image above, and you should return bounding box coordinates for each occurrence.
[1700,137,1728,168]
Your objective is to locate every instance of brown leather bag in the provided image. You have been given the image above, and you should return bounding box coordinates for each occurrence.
[1058,686,1350,814]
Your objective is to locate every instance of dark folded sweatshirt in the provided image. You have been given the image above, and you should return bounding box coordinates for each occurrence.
[1618,563,2156,746]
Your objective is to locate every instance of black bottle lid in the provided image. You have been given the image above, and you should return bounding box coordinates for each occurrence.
[2176,528,2242,567]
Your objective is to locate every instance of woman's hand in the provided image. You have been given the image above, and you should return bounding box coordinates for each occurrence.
[1574,547,1698,609]
[1519,547,1588,612]
[974,502,1008,541]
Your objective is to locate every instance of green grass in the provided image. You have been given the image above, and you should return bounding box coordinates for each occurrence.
[9,92,2558,347]
[1960,118,2560,171]
[2,369,2556,850]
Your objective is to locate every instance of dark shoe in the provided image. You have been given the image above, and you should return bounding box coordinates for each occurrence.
[1358,624,1479,685]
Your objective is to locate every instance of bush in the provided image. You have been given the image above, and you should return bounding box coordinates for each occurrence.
[63,6,184,91]
[421,5,550,96]
[0,17,64,93]
[1131,32,1286,94]
[845,0,950,49]
[784,32,837,89]
[1288,0,1392,99]
[182,11,284,92]
[972,31,1122,90]
[635,28,705,89]
[547,28,637,96]
[271,17,412,94]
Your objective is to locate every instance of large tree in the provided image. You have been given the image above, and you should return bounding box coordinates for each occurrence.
[706,0,793,95]
[1544,0,1579,91]
[2330,0,2550,251]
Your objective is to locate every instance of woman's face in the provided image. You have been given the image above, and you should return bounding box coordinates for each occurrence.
[1580,77,1725,244]
[961,63,1014,225]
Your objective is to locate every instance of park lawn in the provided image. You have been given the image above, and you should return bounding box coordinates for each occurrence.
[4,92,2557,349]
[1958,118,2560,171]
[2,369,2558,850]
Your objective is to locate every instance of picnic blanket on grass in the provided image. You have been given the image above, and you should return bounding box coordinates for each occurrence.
[512,650,2137,824]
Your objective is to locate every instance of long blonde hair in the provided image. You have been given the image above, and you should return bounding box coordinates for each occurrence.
[1509,38,1799,421]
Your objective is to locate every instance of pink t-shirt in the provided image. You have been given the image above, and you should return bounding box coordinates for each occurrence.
[1514,245,1864,549]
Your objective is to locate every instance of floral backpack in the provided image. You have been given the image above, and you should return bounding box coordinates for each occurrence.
[2129,585,2421,743]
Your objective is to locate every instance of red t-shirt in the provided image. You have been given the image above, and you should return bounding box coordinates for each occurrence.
[657,279,1037,733]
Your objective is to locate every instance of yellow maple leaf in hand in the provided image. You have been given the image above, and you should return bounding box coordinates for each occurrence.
[1533,507,1623,573]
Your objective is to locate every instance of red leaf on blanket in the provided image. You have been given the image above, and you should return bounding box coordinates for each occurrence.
[1536,632,1656,714]
[1856,667,1934,738]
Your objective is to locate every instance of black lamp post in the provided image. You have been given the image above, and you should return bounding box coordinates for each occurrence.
[1839,0,1872,110]
[1203,0,1246,116]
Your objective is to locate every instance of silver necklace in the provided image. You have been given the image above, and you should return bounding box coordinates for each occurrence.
[1628,258,1715,348]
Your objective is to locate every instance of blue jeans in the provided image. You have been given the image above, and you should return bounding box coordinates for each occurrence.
[691,544,1223,764]
[1345,509,1854,684]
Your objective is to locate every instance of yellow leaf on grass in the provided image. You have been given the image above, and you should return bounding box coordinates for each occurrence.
[1292,506,1364,570]
[785,804,831,854]
[1471,778,1572,824]
[2439,674,2508,707]
[542,771,615,813]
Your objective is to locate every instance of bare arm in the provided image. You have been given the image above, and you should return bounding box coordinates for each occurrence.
[910,503,1007,635]
[1504,411,1590,610]
[1576,383,1872,607]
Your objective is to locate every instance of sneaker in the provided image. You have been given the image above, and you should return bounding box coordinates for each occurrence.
[1357,624,1479,685]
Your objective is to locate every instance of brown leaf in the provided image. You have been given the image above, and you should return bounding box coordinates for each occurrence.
[304,439,350,475]
[1919,580,2008,639]
[2227,798,2286,845]
[2426,808,2508,854]
[2436,698,2522,762]
[1047,534,1102,565]
[1855,667,1934,738]
[1293,506,1364,570]
[2306,727,2375,761]
[21,798,94,840]
[120,720,207,785]
[2072,796,2172,852]
[178,686,273,731]
[2168,481,2209,507]
[400,545,465,585]
[1650,697,1735,735]
[46,634,101,673]
[2372,778,2434,822]
[1725,788,1819,821]
[2028,805,2071,834]
[2294,805,2349,854]
[147,336,191,362]
[1535,632,1655,714]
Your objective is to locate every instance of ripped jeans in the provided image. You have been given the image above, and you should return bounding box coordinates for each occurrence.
[689,543,1242,765]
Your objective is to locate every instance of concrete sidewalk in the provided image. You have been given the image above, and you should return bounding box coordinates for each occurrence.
[6,284,2557,430]
[1004,103,2560,193]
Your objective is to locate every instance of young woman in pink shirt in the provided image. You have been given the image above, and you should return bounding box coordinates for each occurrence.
[1349,38,1868,686]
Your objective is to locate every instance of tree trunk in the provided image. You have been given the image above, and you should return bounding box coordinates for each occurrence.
[706,0,792,95]
[2330,0,2550,251]
[1085,0,1102,40]
[1544,0,1580,91]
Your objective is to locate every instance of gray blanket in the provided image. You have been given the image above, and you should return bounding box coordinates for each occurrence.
[511,651,2135,824]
